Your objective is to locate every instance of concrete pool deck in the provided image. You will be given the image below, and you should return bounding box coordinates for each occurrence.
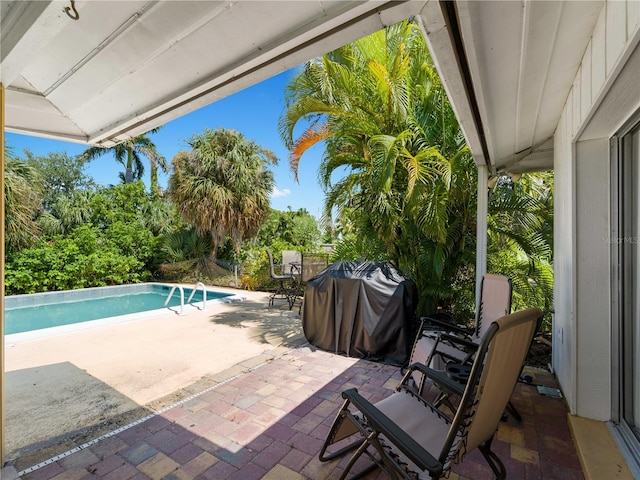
[4,286,304,469]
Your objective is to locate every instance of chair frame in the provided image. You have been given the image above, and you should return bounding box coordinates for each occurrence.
[266,250,297,308]
[319,308,543,480]
[292,252,329,312]
[408,274,512,395]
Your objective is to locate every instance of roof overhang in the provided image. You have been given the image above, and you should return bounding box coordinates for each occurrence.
[2,1,605,173]
[417,0,603,173]
[1,0,426,147]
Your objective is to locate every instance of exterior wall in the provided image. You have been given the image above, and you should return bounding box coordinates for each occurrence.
[553,103,576,411]
[554,0,640,420]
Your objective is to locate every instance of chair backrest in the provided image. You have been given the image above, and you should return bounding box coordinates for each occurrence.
[266,250,280,278]
[442,307,541,470]
[300,252,329,284]
[282,250,302,275]
[475,273,512,339]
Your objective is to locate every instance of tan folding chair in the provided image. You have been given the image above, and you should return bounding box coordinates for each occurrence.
[408,274,512,396]
[319,307,542,480]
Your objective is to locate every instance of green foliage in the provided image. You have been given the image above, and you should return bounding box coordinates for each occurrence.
[488,172,554,329]
[5,179,178,295]
[279,20,553,318]
[24,150,96,209]
[5,225,149,294]
[80,128,166,192]
[280,20,474,313]
[5,154,44,253]
[168,128,277,258]
[255,208,321,248]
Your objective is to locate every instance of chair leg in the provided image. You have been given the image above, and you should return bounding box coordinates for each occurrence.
[319,398,364,463]
[269,279,292,307]
[506,400,522,422]
[479,440,506,480]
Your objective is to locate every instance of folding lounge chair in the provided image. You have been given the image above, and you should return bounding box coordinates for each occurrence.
[319,307,542,480]
[408,273,512,396]
[266,250,296,308]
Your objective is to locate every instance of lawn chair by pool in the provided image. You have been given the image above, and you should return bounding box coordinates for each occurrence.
[319,307,542,480]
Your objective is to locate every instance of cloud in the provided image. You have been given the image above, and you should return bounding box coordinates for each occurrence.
[271,187,291,198]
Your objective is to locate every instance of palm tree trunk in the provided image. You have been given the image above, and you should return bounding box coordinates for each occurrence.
[125,148,134,183]
[150,165,159,198]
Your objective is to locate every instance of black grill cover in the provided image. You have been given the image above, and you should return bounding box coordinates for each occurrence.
[301,261,417,365]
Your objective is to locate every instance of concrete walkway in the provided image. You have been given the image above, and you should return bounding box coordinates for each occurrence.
[4,288,303,469]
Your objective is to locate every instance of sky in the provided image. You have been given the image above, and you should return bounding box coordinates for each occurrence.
[5,67,328,218]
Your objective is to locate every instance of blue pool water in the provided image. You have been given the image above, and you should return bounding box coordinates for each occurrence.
[5,284,233,335]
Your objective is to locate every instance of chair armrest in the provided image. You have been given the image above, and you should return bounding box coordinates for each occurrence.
[341,388,443,476]
[420,316,472,336]
[407,363,464,397]
[437,333,478,352]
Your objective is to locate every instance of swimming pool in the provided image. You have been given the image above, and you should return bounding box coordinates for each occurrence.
[4,283,243,339]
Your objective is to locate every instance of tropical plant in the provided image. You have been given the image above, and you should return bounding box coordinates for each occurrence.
[5,181,173,294]
[168,128,277,259]
[5,225,151,294]
[279,20,474,313]
[488,172,554,328]
[80,128,167,195]
[4,146,44,253]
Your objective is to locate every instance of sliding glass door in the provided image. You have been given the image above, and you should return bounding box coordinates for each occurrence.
[616,117,640,469]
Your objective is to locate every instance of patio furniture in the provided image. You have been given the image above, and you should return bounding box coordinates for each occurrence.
[302,261,417,365]
[318,307,543,480]
[266,250,297,308]
[281,250,302,276]
[408,273,512,396]
[292,252,329,312]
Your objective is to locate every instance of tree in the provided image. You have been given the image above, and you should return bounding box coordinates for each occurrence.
[80,128,167,195]
[4,146,44,253]
[488,172,554,326]
[25,150,96,209]
[168,128,277,258]
[279,20,474,312]
[255,208,321,248]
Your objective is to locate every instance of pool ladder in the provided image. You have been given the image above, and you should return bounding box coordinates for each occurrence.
[163,282,207,315]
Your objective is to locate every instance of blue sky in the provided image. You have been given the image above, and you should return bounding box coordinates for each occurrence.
[5,68,327,217]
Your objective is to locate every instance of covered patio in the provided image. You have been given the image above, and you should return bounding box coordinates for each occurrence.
[3,0,640,477]
[3,324,583,480]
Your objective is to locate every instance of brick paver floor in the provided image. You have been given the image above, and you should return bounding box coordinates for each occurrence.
[5,344,583,479]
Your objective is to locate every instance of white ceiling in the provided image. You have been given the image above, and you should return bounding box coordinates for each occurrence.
[1,0,605,172]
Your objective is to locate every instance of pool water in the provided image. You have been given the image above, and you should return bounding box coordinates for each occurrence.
[5,284,232,335]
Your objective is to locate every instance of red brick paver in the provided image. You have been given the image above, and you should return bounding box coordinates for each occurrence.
[11,345,582,479]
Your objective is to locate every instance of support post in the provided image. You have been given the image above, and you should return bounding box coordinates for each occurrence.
[476,165,489,310]
[1,82,6,466]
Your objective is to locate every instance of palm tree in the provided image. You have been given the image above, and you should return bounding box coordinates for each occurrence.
[279,20,473,312]
[4,146,44,252]
[488,172,554,324]
[168,128,277,259]
[80,128,167,195]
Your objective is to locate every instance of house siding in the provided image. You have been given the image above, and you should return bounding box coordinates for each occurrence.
[554,0,640,420]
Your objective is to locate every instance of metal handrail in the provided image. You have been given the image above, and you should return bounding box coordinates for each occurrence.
[187,282,207,310]
[164,285,185,315]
